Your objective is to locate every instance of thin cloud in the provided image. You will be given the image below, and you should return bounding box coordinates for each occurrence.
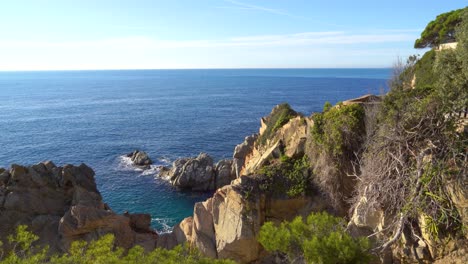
[0,30,417,49]
[220,0,296,17]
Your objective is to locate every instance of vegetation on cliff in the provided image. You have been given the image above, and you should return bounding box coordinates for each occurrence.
[309,101,366,211]
[258,154,311,197]
[311,102,365,158]
[353,8,468,256]
[256,7,467,263]
[258,212,372,264]
[258,103,297,145]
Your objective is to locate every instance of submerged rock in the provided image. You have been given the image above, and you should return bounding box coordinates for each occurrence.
[127,150,152,169]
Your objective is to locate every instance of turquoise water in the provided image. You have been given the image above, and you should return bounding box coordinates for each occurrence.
[0,68,390,232]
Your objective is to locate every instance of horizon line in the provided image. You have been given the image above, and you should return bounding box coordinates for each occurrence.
[0,66,393,73]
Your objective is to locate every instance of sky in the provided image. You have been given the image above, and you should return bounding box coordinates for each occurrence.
[0,0,465,70]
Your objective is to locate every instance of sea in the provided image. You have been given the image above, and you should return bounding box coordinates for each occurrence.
[0,68,390,232]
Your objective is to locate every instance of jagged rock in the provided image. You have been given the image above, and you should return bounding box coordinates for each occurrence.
[156,232,178,250]
[161,153,215,191]
[127,150,152,169]
[212,178,265,263]
[231,105,310,179]
[192,200,217,258]
[158,166,172,179]
[173,217,193,244]
[129,213,152,232]
[184,175,321,263]
[348,194,384,235]
[160,155,235,191]
[214,159,236,188]
[0,168,9,186]
[0,162,158,253]
[233,134,257,178]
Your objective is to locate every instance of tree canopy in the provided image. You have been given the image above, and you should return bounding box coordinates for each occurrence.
[414,7,466,49]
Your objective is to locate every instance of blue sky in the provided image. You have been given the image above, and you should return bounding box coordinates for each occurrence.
[0,1,465,70]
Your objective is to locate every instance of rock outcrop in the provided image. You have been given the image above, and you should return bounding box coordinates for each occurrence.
[127,150,152,169]
[174,175,325,263]
[0,161,158,253]
[232,134,257,178]
[159,153,236,191]
[234,108,311,178]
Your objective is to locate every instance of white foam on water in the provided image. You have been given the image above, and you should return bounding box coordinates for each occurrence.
[116,155,144,172]
[140,165,159,176]
[116,155,172,179]
[152,218,174,234]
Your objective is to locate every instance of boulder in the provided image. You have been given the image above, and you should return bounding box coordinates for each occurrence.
[214,159,236,189]
[127,150,152,169]
[173,217,193,244]
[129,213,152,232]
[165,153,216,191]
[161,155,236,191]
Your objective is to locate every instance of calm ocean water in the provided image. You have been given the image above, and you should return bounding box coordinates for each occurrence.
[0,68,390,231]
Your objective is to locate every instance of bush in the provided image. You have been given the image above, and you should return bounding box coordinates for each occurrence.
[258,155,311,197]
[312,103,365,158]
[0,226,235,264]
[258,212,373,264]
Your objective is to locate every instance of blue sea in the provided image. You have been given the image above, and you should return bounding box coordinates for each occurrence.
[0,68,390,232]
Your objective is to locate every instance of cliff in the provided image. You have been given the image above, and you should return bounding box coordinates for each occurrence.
[0,162,159,252]
[1,91,466,263]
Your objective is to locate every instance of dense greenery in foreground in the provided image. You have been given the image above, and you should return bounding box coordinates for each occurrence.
[0,226,234,264]
[258,212,372,264]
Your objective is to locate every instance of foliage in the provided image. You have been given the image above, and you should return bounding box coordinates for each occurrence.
[258,212,373,264]
[312,102,365,158]
[258,103,297,145]
[258,155,311,197]
[413,49,437,89]
[0,226,235,264]
[354,8,468,252]
[414,7,466,48]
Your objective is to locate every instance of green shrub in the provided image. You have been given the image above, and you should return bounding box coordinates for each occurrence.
[413,49,437,90]
[258,155,311,197]
[0,225,235,264]
[312,103,365,158]
[258,212,373,264]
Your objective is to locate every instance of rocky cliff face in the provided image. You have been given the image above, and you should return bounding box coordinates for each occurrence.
[173,176,325,263]
[236,109,312,177]
[2,96,465,263]
[0,162,158,252]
